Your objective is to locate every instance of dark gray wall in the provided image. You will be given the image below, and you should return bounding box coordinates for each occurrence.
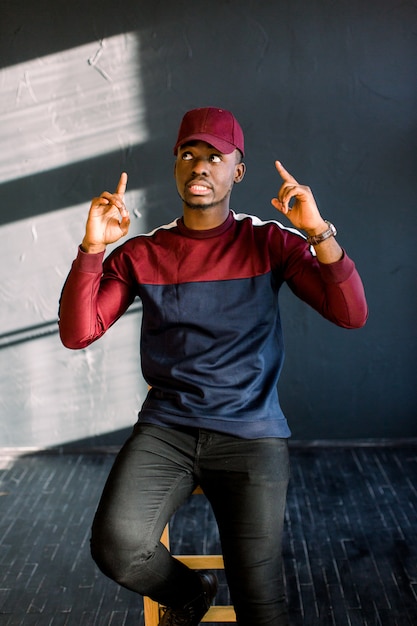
[1,0,416,446]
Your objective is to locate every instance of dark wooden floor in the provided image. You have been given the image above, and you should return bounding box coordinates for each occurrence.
[0,444,416,625]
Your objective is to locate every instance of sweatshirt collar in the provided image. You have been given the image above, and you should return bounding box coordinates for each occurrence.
[177,211,235,239]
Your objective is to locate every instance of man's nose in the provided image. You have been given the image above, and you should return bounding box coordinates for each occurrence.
[192,158,209,175]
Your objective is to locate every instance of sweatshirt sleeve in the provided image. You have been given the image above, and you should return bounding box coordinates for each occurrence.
[58,246,136,349]
[280,234,368,329]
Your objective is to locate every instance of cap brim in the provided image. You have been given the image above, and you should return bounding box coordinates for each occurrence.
[173,132,238,155]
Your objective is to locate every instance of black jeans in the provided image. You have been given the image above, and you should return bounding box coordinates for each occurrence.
[91,423,290,626]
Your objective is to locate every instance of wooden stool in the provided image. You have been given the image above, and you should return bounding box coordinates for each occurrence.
[143,487,236,625]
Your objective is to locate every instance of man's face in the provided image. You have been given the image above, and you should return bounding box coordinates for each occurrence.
[174,140,245,211]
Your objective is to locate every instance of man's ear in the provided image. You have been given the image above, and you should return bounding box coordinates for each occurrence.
[234,161,246,184]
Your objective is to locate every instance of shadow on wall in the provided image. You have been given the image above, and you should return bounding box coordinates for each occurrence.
[0,0,416,448]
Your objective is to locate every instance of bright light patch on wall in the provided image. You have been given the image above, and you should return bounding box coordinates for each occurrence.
[0,189,146,335]
[0,32,147,184]
[0,191,148,448]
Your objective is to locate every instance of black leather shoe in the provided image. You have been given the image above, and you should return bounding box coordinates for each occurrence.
[158,571,218,626]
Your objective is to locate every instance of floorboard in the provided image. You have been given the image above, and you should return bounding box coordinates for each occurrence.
[0,445,416,625]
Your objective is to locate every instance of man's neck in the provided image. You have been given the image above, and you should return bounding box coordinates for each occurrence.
[182,205,230,230]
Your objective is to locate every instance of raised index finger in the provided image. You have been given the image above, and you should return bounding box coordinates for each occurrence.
[274,161,299,185]
[115,172,128,196]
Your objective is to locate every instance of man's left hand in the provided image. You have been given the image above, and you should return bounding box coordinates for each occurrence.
[271,161,328,236]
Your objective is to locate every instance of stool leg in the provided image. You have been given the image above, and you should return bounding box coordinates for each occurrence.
[143,596,160,626]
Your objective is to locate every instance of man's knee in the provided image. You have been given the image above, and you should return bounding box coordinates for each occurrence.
[90,520,157,590]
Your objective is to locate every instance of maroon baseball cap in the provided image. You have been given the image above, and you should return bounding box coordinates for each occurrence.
[173,107,245,157]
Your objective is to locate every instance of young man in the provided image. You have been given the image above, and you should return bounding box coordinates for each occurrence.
[59,107,368,625]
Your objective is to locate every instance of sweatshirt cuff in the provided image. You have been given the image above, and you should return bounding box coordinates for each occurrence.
[317,249,356,284]
[73,245,106,273]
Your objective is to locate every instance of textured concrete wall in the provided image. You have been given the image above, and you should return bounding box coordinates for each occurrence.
[0,0,416,446]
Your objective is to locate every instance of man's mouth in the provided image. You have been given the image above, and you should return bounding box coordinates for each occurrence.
[190,185,209,193]
[187,180,212,195]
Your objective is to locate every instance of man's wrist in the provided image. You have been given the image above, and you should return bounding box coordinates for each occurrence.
[80,240,106,254]
[305,221,337,246]
[304,219,328,238]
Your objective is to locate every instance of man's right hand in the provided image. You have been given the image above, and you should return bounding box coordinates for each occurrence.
[81,172,130,254]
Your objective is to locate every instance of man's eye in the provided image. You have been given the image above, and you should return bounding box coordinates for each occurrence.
[182,152,193,160]
[210,154,221,163]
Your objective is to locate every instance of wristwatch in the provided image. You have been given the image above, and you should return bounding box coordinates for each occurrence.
[306,221,337,246]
